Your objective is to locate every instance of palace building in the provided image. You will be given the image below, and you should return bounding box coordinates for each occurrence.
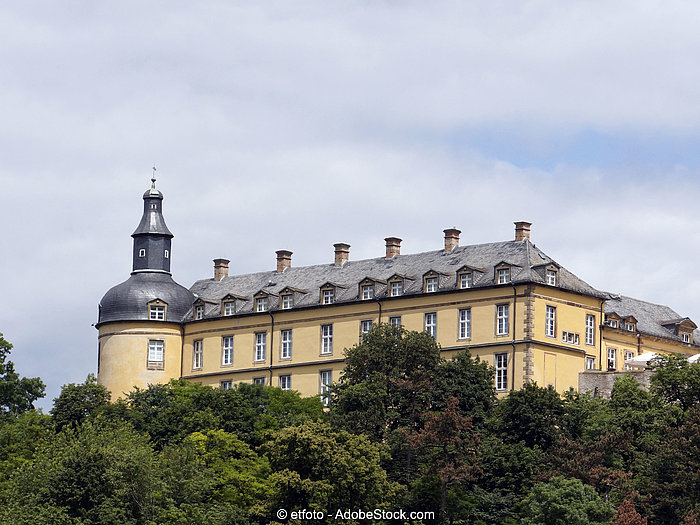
[96,181,700,399]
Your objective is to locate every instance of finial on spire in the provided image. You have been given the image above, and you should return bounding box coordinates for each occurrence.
[151,166,157,189]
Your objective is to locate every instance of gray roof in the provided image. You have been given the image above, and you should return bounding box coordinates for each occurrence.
[187,239,604,320]
[604,294,700,346]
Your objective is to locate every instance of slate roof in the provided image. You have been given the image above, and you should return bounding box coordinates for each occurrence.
[187,239,604,320]
[604,295,700,347]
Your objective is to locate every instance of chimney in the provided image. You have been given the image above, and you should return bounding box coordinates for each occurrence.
[276,250,292,273]
[443,228,461,252]
[514,221,532,242]
[334,243,350,267]
[213,258,230,281]
[385,237,402,258]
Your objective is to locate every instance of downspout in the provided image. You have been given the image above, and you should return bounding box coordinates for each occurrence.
[375,297,383,325]
[512,284,517,391]
[268,311,275,386]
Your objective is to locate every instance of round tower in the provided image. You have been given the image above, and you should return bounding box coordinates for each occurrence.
[96,177,194,398]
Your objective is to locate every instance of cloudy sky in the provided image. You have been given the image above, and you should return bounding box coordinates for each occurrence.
[2,1,700,409]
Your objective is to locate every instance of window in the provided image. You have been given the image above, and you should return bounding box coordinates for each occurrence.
[545,306,556,338]
[496,304,509,335]
[495,353,508,391]
[281,329,292,359]
[256,297,268,312]
[607,348,616,370]
[164,249,169,259]
[322,289,334,305]
[609,320,618,328]
[224,301,235,316]
[282,294,293,309]
[546,269,557,286]
[321,325,333,354]
[220,380,232,390]
[624,351,634,370]
[360,320,373,336]
[390,280,403,297]
[222,336,233,366]
[139,248,146,257]
[361,284,374,300]
[425,312,437,338]
[585,314,595,346]
[255,333,267,362]
[458,308,471,339]
[320,370,332,406]
[682,332,691,343]
[195,305,204,320]
[562,331,580,345]
[585,357,596,370]
[148,340,164,363]
[389,316,402,327]
[497,268,510,284]
[149,305,165,320]
[625,323,635,332]
[253,377,265,385]
[280,375,291,390]
[459,272,473,289]
[193,340,203,370]
[425,277,438,293]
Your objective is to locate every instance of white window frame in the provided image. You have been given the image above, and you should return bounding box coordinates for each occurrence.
[193,340,203,370]
[460,272,473,289]
[624,351,634,370]
[256,297,268,312]
[281,329,292,359]
[220,380,232,390]
[149,305,165,320]
[360,319,373,336]
[425,312,437,338]
[496,304,509,335]
[253,377,265,386]
[320,370,332,406]
[545,305,556,338]
[138,248,146,257]
[223,301,235,316]
[321,324,333,355]
[546,269,557,286]
[458,308,471,339]
[361,284,374,300]
[164,249,169,259]
[495,353,508,391]
[425,276,438,293]
[282,294,293,310]
[279,374,291,391]
[195,305,204,320]
[497,268,510,284]
[607,347,616,370]
[682,332,691,343]
[222,336,233,366]
[585,356,596,370]
[322,289,334,305]
[389,316,402,327]
[390,280,403,297]
[585,314,595,346]
[148,340,164,363]
[255,332,267,362]
[625,323,635,332]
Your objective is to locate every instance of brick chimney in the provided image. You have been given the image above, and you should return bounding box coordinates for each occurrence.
[385,237,402,258]
[514,221,532,242]
[213,258,230,281]
[334,243,350,267]
[443,228,461,252]
[276,250,292,273]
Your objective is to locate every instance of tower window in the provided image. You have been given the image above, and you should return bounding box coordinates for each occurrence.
[151,204,157,209]
[164,250,169,259]
[149,305,165,320]
[139,249,146,257]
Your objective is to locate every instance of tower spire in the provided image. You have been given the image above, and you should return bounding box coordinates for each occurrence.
[131,176,173,274]
[151,166,157,189]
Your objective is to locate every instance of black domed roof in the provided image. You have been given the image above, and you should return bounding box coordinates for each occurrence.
[98,272,194,326]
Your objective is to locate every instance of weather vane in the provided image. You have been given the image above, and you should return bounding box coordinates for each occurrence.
[151,165,157,189]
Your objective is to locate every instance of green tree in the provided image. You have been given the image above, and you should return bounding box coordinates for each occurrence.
[0,333,45,417]
[651,354,700,411]
[51,374,111,430]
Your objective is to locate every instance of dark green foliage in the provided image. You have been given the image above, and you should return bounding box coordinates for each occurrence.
[651,354,700,410]
[0,333,45,417]
[51,374,111,430]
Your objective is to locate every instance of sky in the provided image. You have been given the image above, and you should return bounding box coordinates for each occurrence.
[2,1,700,410]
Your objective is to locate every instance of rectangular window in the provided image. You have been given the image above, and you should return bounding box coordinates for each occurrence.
[320,370,332,406]
[609,320,618,328]
[148,340,164,362]
[545,305,556,338]
[497,268,510,284]
[255,333,267,362]
[149,305,165,320]
[496,304,509,335]
[625,323,635,332]
[224,301,235,316]
[222,336,233,366]
[459,308,471,339]
[321,324,333,354]
[425,277,438,293]
[256,297,268,312]
[253,377,265,385]
[546,269,557,286]
[607,348,616,370]
[624,351,634,370]
[360,320,373,338]
[322,289,334,305]
[193,340,203,370]
[682,332,691,343]
[279,374,291,390]
[585,356,596,370]
[220,380,232,390]
[389,316,402,327]
[460,273,473,289]
[390,281,403,297]
[425,312,437,338]
[195,305,204,320]
[361,284,374,300]
[585,314,595,346]
[495,353,508,391]
[562,331,580,345]
[281,329,292,359]
[282,295,293,309]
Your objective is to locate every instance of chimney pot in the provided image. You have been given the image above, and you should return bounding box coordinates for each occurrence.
[213,258,230,281]
[443,228,461,252]
[275,250,292,273]
[333,243,350,267]
[384,237,402,258]
[514,221,532,242]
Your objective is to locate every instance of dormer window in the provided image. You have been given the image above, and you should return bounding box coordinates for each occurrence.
[682,332,691,343]
[322,288,334,305]
[497,268,510,284]
[625,323,635,332]
[390,280,403,297]
[459,272,473,289]
[282,294,293,309]
[256,297,268,312]
[195,305,204,320]
[609,320,618,328]
[149,305,165,320]
[425,277,438,293]
[546,269,557,286]
[361,284,374,300]
[223,301,235,316]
